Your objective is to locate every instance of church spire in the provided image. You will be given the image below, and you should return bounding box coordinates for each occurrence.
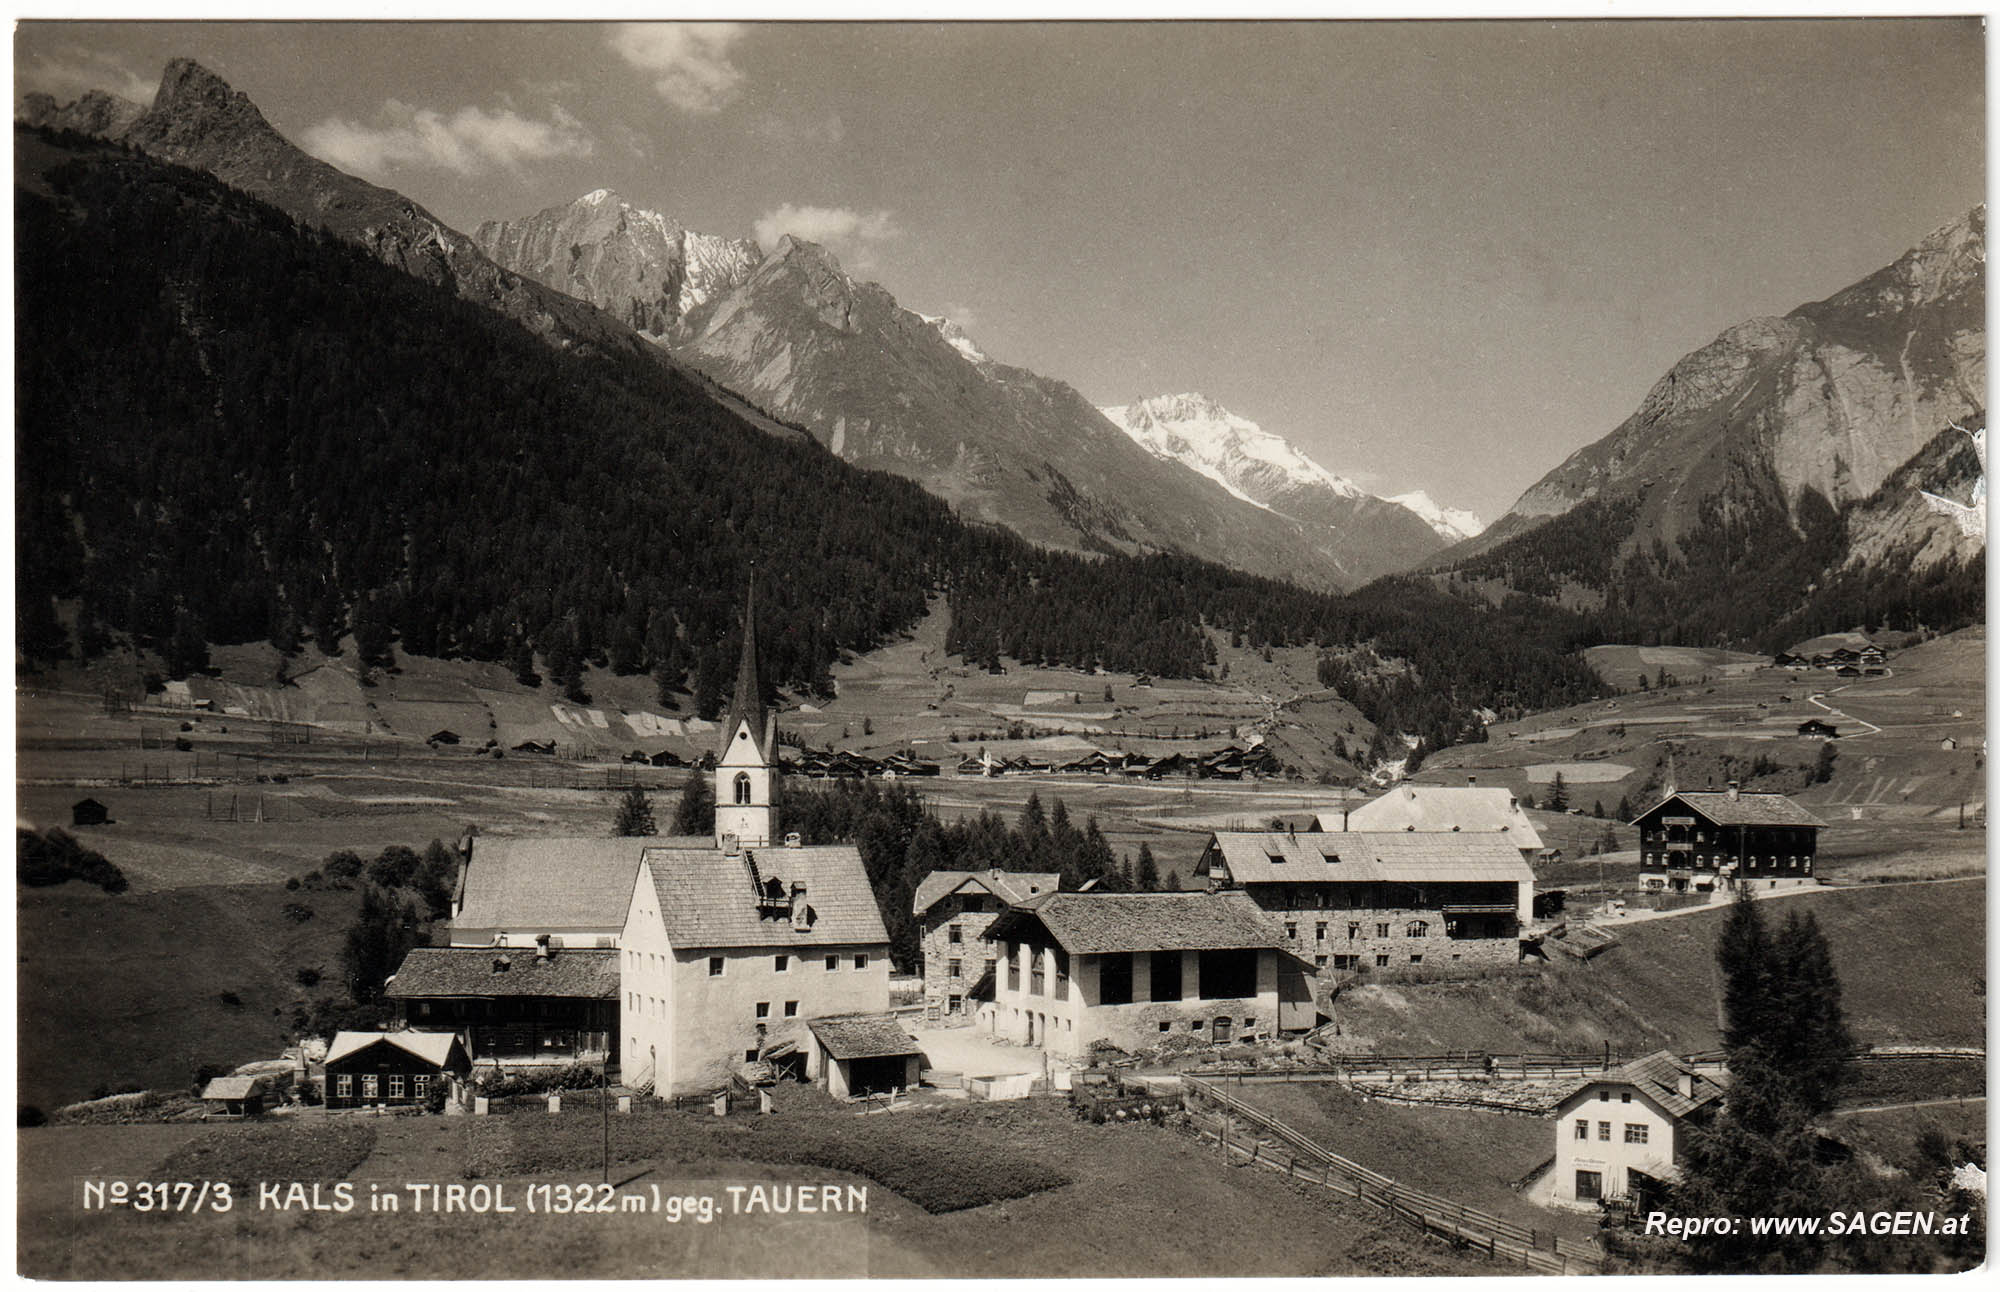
[716,574,771,762]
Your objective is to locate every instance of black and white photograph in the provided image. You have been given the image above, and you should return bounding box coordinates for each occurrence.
[10,12,1987,1279]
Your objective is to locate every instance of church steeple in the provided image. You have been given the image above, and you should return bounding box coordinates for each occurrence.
[714,575,775,849]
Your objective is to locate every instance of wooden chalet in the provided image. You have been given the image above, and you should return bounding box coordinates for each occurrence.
[323,1030,470,1108]
[385,945,619,1065]
[1796,718,1839,739]
[1630,786,1824,892]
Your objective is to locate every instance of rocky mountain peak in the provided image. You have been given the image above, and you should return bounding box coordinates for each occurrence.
[132,58,279,150]
[18,88,145,138]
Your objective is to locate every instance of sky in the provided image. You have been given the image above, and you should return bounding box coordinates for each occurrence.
[12,18,1986,522]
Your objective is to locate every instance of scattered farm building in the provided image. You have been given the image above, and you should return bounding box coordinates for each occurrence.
[322,1030,469,1109]
[1323,782,1545,864]
[1630,786,1824,892]
[199,1073,278,1118]
[1197,830,1537,988]
[70,798,109,826]
[807,1014,923,1099]
[1552,1051,1727,1209]
[1796,719,1840,740]
[983,890,1291,1057]
[913,868,1061,1020]
[386,944,620,1067]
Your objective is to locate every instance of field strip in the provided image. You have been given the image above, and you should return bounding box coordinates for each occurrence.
[1833,1095,1987,1117]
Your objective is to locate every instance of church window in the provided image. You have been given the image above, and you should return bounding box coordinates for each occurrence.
[734,773,752,805]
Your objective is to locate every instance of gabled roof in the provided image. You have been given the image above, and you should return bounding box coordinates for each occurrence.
[1202,830,1534,886]
[717,580,775,761]
[451,837,659,937]
[385,947,620,999]
[639,844,889,950]
[808,1013,922,1061]
[200,1075,266,1100]
[324,1029,466,1068]
[1636,791,1826,829]
[984,890,1284,955]
[1330,786,1544,850]
[1557,1050,1730,1120]
[911,869,1062,915]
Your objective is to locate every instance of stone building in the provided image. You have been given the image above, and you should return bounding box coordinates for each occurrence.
[1323,782,1544,865]
[982,890,1289,1057]
[911,868,1060,1019]
[1196,829,1535,979]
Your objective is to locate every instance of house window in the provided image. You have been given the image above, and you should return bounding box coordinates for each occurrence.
[1376,923,1390,938]
[733,772,752,804]
[412,1075,429,1099]
[1007,952,1020,992]
[1285,923,1298,940]
[948,959,962,978]
[1334,954,1358,970]
[1347,923,1360,940]
[1406,921,1428,937]
[1315,955,1328,968]
[756,1002,770,1019]
[1375,954,1389,967]
[1625,1124,1649,1144]
[361,1075,378,1099]
[784,1001,799,1018]
[1598,1121,1611,1141]
[949,924,963,944]
[1315,922,1327,941]
[775,954,789,972]
[826,954,839,971]
[709,957,725,977]
[854,953,869,970]
[1599,1090,1610,1101]
[1574,1119,1589,1140]
[336,1074,352,1098]
[1576,1170,1602,1202]
[1409,954,1422,965]
[388,1075,405,1099]
[1621,1092,1631,1103]
[1159,1021,1171,1032]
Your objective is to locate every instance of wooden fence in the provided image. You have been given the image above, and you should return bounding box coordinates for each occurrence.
[1183,1076,1604,1275]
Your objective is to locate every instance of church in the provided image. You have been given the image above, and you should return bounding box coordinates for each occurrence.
[616,587,902,1096]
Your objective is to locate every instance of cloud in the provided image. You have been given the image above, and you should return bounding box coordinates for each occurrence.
[943,303,981,331]
[18,46,156,105]
[751,112,845,146]
[609,23,746,114]
[753,204,902,270]
[301,100,594,177]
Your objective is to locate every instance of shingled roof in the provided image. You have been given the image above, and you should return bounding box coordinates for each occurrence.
[1200,830,1534,886]
[451,837,665,940]
[807,1013,922,1061]
[638,844,889,950]
[385,947,620,999]
[1330,785,1544,851]
[1559,1050,1730,1120]
[1642,791,1826,829]
[911,868,1061,915]
[324,1030,468,1067]
[984,891,1284,955]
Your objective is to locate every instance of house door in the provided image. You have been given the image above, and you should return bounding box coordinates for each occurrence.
[1575,1170,1602,1202]
[1212,1017,1232,1043]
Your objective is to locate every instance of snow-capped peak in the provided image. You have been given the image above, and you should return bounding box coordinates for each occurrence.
[579,188,617,205]
[918,313,989,365]
[1100,393,1367,503]
[1388,490,1486,541]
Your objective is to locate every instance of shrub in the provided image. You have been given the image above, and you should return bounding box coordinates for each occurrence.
[282,903,314,923]
[16,827,128,893]
[18,1105,46,1127]
[295,966,321,988]
[217,991,243,1008]
[322,850,364,879]
[285,876,300,891]
[471,1062,603,1098]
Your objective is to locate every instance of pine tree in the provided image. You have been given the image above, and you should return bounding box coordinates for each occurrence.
[1615,792,1633,820]
[1767,909,1851,1113]
[1717,886,1776,1054]
[1135,842,1160,892]
[1545,772,1569,812]
[1161,868,1181,892]
[671,773,714,837]
[614,786,657,837]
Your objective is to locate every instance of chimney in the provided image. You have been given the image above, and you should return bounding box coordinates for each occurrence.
[1727,781,1740,801]
[1341,809,1350,832]
[990,867,1002,882]
[722,833,741,857]
[784,832,802,848]
[1677,1069,1695,1099]
[535,933,550,960]
[790,882,809,931]
[492,955,511,974]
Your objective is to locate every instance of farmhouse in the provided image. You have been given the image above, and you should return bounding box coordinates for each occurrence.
[1321,782,1544,865]
[322,1030,469,1109]
[1631,785,1824,892]
[617,588,891,1096]
[1552,1051,1727,1208]
[449,836,669,948]
[912,868,1061,1019]
[1796,718,1840,740]
[1197,830,1536,979]
[983,890,1290,1056]
[386,943,620,1066]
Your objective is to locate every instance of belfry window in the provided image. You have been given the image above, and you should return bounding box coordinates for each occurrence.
[734,772,752,804]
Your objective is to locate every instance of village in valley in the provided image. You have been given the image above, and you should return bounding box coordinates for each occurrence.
[14,579,1988,1278]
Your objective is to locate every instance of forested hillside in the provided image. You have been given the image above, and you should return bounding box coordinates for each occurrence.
[15,128,1600,739]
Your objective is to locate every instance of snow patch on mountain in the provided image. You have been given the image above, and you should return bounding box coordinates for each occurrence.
[1387,490,1486,541]
[1100,393,1366,503]
[918,313,989,365]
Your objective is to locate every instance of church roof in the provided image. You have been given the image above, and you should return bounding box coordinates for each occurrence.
[717,579,774,761]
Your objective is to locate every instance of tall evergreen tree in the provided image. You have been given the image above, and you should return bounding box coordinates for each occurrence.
[1545,771,1570,811]
[1135,842,1161,892]
[614,786,657,837]
[670,774,714,837]
[1717,886,1776,1054]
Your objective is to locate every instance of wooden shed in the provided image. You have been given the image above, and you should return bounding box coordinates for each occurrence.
[323,1031,469,1109]
[71,798,109,826]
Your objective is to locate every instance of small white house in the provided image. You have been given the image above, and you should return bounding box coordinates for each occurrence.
[1551,1051,1727,1208]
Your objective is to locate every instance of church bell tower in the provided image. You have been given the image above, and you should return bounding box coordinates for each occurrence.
[714,579,775,849]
